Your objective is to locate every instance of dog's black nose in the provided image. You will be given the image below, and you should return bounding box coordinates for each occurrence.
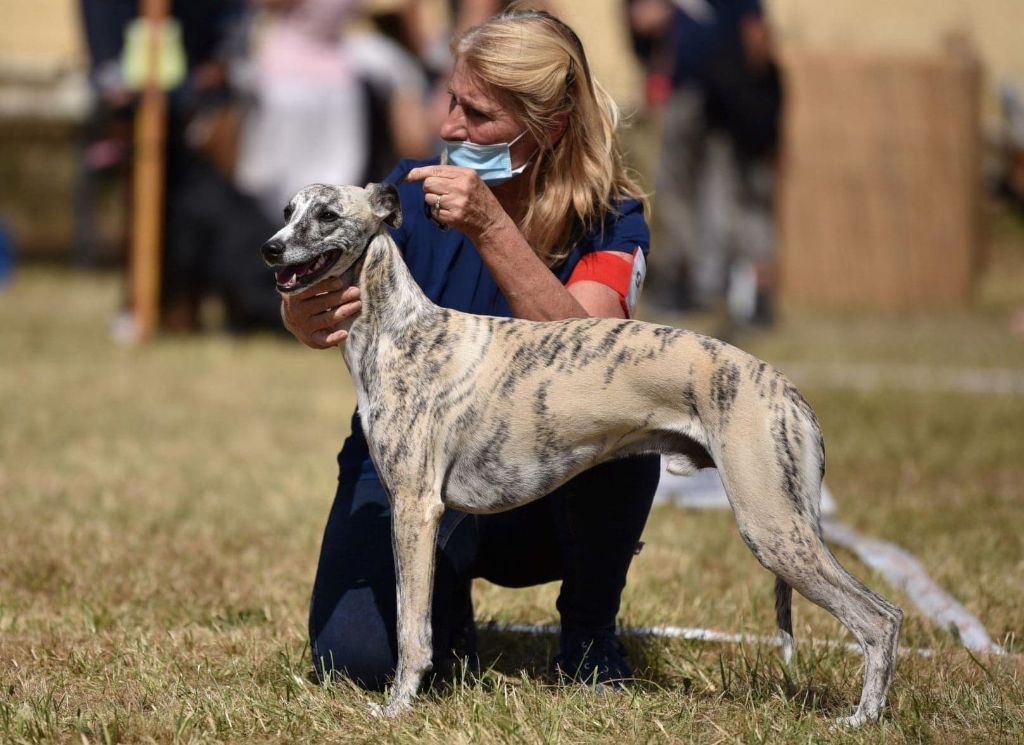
[261,239,286,263]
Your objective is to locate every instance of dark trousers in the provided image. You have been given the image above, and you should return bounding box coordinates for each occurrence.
[308,455,660,689]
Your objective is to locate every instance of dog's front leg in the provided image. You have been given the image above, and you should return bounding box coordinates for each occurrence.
[373,490,444,717]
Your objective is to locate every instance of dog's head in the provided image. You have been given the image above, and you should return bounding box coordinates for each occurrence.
[261,182,402,295]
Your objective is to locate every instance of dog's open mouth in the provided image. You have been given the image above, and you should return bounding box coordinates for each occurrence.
[275,248,342,292]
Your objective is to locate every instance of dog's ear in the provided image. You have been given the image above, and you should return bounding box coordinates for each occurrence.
[366,182,403,229]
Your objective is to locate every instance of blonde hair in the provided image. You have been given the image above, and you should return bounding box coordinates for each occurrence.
[452,5,646,266]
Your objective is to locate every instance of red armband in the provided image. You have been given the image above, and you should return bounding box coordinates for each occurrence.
[566,249,646,317]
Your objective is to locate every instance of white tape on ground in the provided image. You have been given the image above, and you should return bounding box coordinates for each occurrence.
[654,467,838,514]
[653,465,1003,655]
[779,362,1024,396]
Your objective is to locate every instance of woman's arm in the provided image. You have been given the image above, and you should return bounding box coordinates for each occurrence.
[471,208,628,320]
[407,164,630,321]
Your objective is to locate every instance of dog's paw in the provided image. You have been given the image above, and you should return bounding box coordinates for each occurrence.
[367,699,412,719]
[832,708,873,728]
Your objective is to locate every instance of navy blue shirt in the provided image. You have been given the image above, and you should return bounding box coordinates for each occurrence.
[337,158,650,482]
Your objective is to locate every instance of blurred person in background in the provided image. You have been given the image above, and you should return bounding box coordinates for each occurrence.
[342,0,435,181]
[78,0,283,334]
[997,83,1024,216]
[999,84,1024,338]
[235,0,368,221]
[76,0,136,269]
[629,0,781,328]
[375,0,549,152]
[281,7,660,690]
[0,218,13,288]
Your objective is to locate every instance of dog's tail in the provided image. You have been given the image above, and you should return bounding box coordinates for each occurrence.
[775,576,795,664]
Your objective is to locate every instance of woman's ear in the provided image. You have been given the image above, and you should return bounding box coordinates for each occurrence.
[546,114,569,149]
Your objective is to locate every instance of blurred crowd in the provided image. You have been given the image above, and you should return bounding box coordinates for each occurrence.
[79,0,439,334]
[74,0,785,335]
[628,0,781,326]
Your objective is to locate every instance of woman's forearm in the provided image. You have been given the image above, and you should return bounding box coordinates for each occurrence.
[469,213,590,322]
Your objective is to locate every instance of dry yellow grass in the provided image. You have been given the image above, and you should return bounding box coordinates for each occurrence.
[1,238,1023,742]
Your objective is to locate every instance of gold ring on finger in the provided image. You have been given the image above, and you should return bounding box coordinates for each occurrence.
[434,194,442,212]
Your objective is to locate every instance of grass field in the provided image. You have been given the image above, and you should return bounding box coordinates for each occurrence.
[2,211,1024,743]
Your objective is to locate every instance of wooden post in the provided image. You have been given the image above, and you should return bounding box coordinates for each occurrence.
[777,50,983,312]
[130,0,169,341]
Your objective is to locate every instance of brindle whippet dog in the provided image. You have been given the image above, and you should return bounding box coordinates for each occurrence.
[262,182,903,724]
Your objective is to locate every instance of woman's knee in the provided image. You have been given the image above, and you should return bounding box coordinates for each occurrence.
[310,621,396,691]
[309,479,398,689]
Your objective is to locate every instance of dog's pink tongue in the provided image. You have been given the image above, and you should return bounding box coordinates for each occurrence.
[276,269,298,288]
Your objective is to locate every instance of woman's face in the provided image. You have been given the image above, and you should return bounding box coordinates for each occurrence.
[441,56,535,170]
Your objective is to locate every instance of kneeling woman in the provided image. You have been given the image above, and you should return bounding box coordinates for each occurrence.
[282,6,660,688]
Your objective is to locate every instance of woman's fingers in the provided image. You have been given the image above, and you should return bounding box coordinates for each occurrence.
[421,179,474,225]
[291,277,344,301]
[323,328,350,346]
[311,299,362,327]
[280,278,362,349]
[338,285,361,304]
[410,168,477,202]
[406,165,463,183]
[407,164,501,238]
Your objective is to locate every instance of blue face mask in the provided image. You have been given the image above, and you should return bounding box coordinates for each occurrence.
[441,130,531,186]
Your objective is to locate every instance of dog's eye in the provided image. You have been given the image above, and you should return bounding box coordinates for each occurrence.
[283,206,294,221]
[319,210,340,223]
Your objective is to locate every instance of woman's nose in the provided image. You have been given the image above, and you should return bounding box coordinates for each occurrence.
[439,106,466,141]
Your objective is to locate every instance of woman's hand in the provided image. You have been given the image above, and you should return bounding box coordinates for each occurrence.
[406,165,507,241]
[280,278,361,349]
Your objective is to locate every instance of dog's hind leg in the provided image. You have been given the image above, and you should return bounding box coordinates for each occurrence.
[718,436,902,725]
[374,489,445,717]
[760,521,902,726]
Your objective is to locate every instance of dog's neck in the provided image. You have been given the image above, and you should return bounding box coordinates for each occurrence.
[349,230,435,334]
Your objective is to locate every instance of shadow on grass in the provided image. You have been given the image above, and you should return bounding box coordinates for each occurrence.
[470,627,853,717]
[298,627,856,720]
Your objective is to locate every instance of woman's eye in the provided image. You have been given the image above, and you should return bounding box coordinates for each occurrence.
[449,94,488,121]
